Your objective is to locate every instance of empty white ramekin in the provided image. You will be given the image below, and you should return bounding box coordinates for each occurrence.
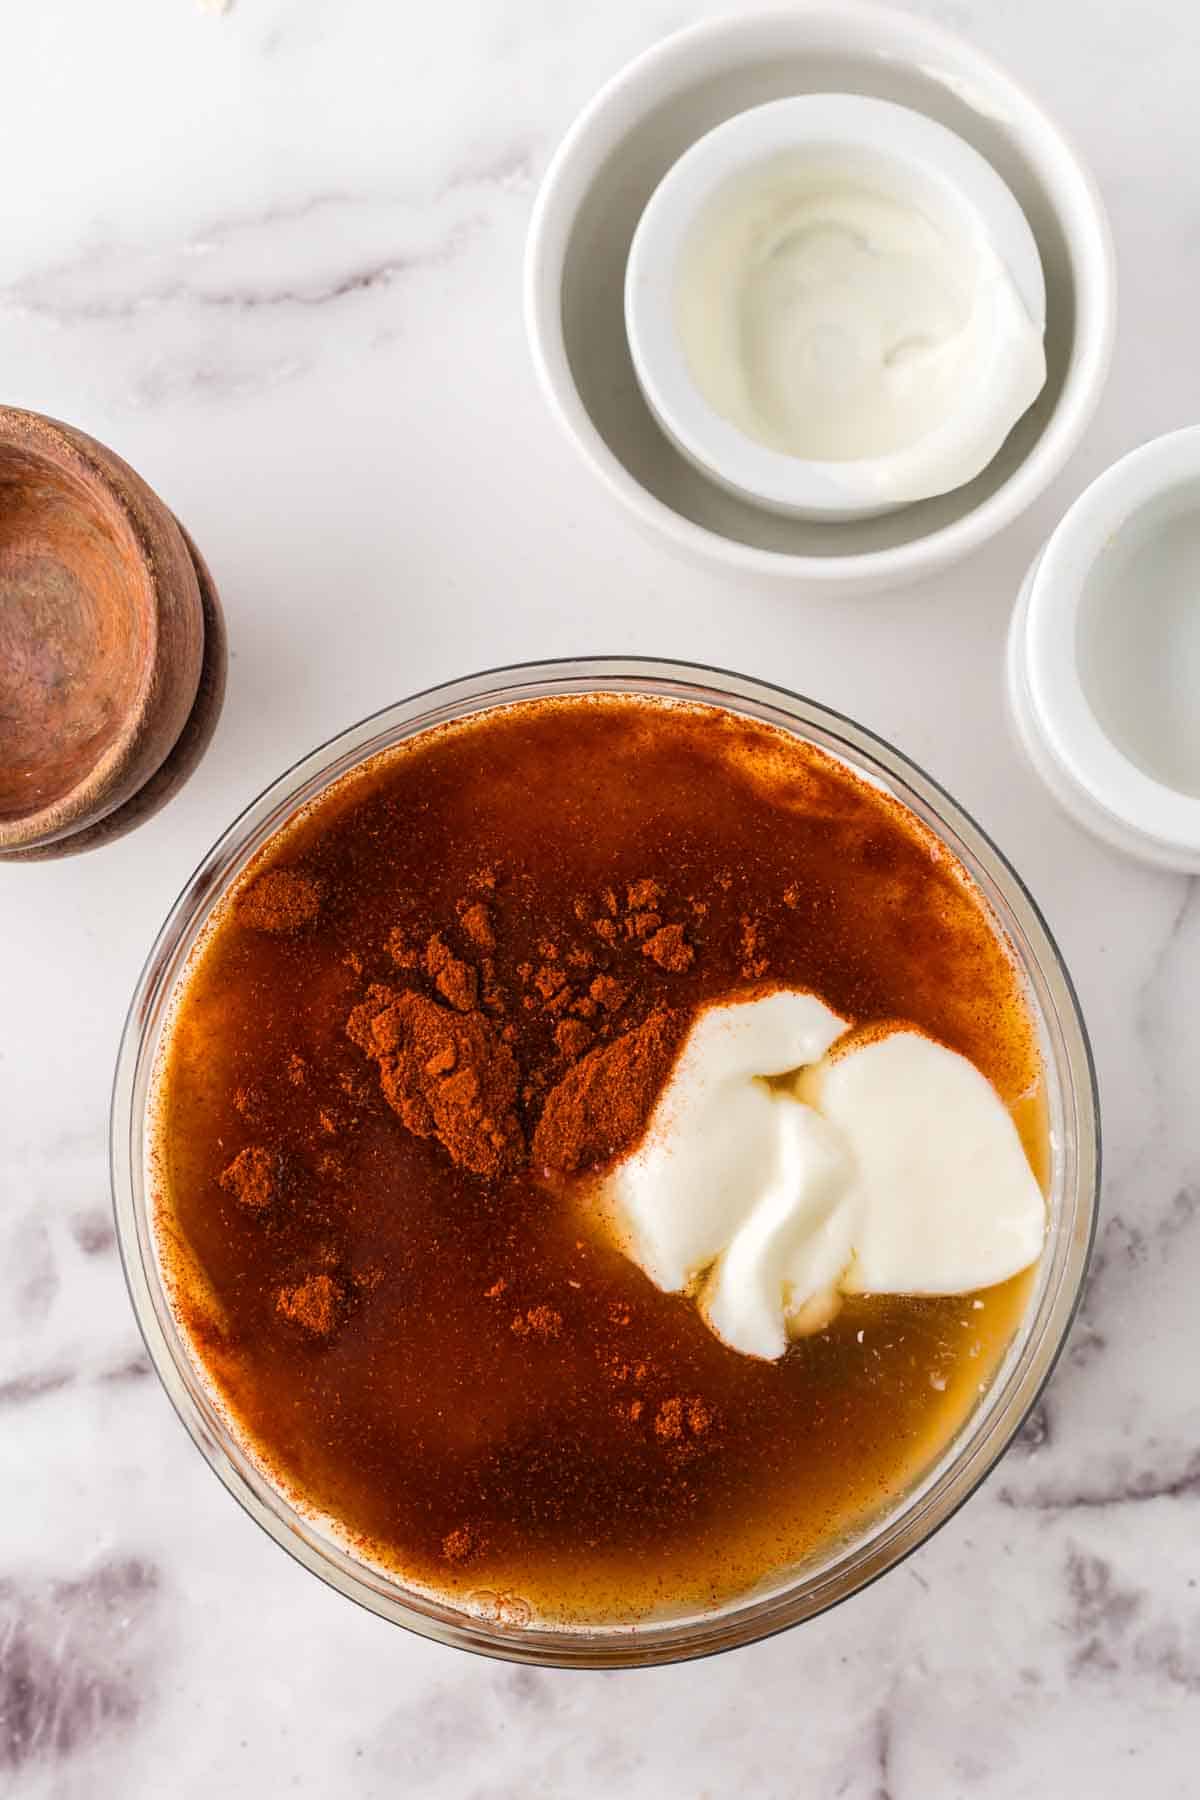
[1008,426,1200,872]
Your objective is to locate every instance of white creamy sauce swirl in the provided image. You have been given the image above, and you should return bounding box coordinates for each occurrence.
[675,164,1047,504]
[599,991,1046,1360]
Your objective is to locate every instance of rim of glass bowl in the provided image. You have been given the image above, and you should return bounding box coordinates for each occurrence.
[111,657,1099,1670]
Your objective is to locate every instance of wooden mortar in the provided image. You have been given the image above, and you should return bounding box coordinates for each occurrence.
[0,408,225,859]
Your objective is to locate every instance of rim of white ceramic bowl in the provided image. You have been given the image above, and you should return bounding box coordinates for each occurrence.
[624,93,1047,520]
[525,2,1116,586]
[111,658,1099,1669]
[1008,559,1200,874]
[1021,427,1200,858]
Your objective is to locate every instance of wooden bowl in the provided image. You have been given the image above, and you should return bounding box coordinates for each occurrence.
[0,408,224,859]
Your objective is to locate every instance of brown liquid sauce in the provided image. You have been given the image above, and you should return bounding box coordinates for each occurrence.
[151,696,1046,1625]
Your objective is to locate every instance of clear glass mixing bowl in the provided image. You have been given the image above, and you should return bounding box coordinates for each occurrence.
[111,658,1099,1668]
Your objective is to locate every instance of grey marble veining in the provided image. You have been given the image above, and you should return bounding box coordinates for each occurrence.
[3,0,1200,1794]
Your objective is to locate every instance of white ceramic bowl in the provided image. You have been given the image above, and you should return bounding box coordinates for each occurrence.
[525,4,1116,595]
[625,94,1047,523]
[1008,427,1200,873]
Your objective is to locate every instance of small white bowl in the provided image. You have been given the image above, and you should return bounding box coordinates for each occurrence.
[525,4,1116,595]
[1008,427,1200,872]
[625,94,1047,523]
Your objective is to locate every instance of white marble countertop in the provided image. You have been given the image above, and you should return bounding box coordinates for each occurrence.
[3,0,1198,1793]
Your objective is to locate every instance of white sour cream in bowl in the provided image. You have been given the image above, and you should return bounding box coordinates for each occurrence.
[625,94,1047,522]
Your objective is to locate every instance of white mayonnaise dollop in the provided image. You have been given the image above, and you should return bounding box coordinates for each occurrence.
[675,162,1047,505]
[599,991,1045,1361]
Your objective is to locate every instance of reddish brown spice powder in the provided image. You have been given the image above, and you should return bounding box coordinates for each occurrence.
[347,985,524,1178]
[642,923,694,972]
[218,1145,280,1211]
[276,1273,340,1336]
[442,1523,486,1564]
[424,933,478,1012]
[531,1011,686,1174]
[511,1305,563,1341]
[459,901,496,950]
[238,868,323,934]
[654,1396,714,1443]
